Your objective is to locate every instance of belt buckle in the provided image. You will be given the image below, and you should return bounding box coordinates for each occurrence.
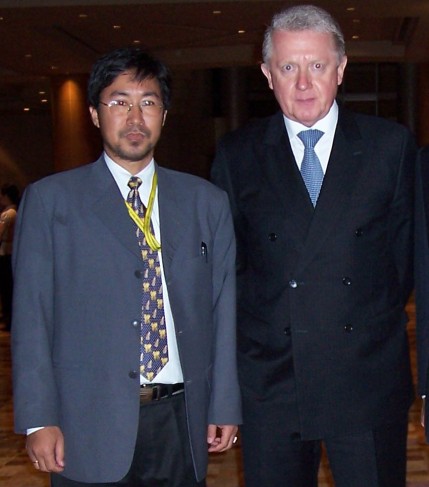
[140,385,154,403]
[152,385,162,401]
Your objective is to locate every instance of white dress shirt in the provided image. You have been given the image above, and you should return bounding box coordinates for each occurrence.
[283,101,339,174]
[105,154,183,385]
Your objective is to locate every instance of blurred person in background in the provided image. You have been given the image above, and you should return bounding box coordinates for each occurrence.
[0,183,19,331]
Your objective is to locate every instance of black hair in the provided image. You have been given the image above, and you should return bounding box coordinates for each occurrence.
[87,47,171,110]
[1,183,20,206]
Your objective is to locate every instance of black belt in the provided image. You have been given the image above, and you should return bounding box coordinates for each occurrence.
[140,383,184,404]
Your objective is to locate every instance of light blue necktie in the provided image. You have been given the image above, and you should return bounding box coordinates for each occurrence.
[298,129,324,206]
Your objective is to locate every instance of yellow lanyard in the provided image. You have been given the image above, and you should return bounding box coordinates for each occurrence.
[125,171,161,251]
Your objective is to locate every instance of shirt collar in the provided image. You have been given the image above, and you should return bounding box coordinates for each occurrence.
[283,101,339,141]
[103,152,155,200]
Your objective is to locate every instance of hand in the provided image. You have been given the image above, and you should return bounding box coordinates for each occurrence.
[207,424,238,453]
[26,426,65,473]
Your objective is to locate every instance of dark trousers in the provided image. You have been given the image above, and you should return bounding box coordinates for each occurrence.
[0,255,13,330]
[241,417,408,487]
[51,393,205,487]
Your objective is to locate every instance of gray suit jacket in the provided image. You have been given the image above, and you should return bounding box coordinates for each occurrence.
[12,157,241,482]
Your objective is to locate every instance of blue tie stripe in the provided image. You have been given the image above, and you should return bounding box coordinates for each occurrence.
[298,129,324,206]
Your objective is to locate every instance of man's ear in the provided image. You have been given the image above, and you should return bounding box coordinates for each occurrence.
[89,106,100,128]
[337,55,348,86]
[261,63,274,90]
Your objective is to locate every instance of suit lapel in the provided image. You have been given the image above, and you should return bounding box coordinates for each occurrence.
[89,157,142,259]
[297,109,365,270]
[260,112,314,244]
[156,166,183,281]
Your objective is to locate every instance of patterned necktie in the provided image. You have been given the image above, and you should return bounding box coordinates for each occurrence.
[127,176,168,381]
[298,129,324,206]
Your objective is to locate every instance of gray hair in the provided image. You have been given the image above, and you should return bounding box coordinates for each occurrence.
[262,4,346,64]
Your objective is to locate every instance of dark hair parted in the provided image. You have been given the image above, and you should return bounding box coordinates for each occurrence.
[87,47,172,110]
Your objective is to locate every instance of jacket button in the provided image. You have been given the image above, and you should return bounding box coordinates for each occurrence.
[134,270,143,278]
[289,280,298,289]
[342,277,352,286]
[128,370,138,379]
[268,233,278,242]
[344,324,353,333]
[284,327,291,336]
[355,228,363,237]
[131,320,140,328]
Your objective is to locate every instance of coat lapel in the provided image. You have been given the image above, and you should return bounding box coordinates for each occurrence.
[260,112,314,245]
[297,109,365,270]
[156,166,183,281]
[89,157,142,259]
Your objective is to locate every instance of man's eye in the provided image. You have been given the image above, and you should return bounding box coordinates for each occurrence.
[141,100,156,106]
[110,100,128,107]
[282,64,293,72]
[314,63,323,70]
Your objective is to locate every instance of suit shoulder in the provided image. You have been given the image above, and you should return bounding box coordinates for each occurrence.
[346,109,413,138]
[217,114,277,148]
[158,166,227,200]
[29,160,97,191]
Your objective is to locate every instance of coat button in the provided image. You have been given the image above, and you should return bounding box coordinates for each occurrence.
[134,270,143,278]
[342,277,352,286]
[355,228,363,237]
[268,233,278,242]
[344,324,353,333]
[284,327,291,336]
[128,370,138,379]
[131,320,140,328]
[289,280,298,289]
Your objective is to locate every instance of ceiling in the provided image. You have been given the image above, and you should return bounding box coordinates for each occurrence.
[1,0,429,112]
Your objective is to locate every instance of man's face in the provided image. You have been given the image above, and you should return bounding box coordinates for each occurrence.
[261,29,347,127]
[90,72,167,174]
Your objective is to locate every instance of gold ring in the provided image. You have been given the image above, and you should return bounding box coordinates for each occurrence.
[33,460,39,464]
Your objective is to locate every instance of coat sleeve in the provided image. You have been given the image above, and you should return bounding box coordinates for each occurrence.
[207,189,242,425]
[387,128,416,306]
[415,147,429,398]
[11,183,60,433]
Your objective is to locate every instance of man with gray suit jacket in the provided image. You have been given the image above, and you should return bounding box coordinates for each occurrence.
[12,47,241,487]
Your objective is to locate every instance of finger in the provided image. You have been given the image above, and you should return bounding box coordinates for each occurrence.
[206,424,217,445]
[54,434,65,468]
[41,454,64,473]
[208,432,228,452]
[37,457,50,473]
[211,426,238,452]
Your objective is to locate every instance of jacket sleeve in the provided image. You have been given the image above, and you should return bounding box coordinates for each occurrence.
[207,189,242,425]
[11,183,60,433]
[415,147,429,398]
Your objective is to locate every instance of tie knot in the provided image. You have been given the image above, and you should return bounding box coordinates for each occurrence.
[128,176,142,190]
[298,129,324,149]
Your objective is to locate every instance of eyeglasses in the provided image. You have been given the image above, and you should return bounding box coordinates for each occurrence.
[99,99,164,117]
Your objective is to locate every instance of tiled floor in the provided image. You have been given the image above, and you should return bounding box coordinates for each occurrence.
[2,299,429,486]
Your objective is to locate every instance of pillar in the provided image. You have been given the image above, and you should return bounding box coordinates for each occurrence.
[50,75,101,172]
